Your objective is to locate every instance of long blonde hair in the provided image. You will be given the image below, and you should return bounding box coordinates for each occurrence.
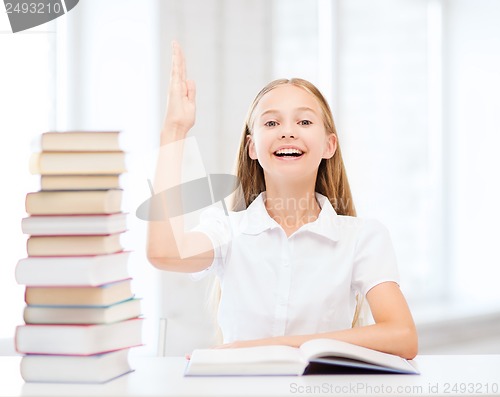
[232,78,356,216]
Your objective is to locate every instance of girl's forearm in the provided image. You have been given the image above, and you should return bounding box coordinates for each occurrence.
[147,136,215,272]
[147,137,186,265]
[277,322,418,359]
[218,321,417,360]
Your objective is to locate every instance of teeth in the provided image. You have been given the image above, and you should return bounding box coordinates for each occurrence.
[275,148,303,155]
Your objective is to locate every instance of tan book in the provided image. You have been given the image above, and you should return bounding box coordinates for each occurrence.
[25,190,122,215]
[25,279,133,306]
[23,298,142,325]
[30,151,126,175]
[41,174,121,190]
[27,234,122,256]
[40,131,121,151]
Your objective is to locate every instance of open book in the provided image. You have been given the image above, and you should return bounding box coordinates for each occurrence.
[185,338,419,376]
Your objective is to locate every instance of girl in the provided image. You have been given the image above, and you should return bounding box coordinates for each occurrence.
[147,42,418,360]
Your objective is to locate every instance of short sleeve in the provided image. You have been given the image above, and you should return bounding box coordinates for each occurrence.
[351,219,400,296]
[189,206,231,281]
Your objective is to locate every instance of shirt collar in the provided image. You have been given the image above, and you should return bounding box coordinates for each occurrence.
[303,193,340,241]
[239,192,278,235]
[240,192,340,242]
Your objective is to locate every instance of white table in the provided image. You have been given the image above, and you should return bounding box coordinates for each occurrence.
[1,355,499,396]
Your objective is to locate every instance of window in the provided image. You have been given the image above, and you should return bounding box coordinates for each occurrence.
[0,12,56,339]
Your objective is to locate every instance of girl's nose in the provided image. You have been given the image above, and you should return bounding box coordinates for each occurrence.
[280,129,295,139]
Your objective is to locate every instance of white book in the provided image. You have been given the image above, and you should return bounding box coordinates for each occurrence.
[21,213,127,236]
[15,251,130,286]
[16,318,143,355]
[185,339,419,376]
[24,298,142,325]
[20,349,132,383]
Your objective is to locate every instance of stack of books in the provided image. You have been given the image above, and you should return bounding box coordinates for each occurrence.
[15,131,142,383]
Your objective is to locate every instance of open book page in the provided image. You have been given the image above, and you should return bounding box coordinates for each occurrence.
[186,345,307,376]
[299,339,419,374]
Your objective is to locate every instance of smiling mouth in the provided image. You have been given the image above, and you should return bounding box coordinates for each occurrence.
[274,148,304,158]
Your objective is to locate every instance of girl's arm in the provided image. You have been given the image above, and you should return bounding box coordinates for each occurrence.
[218,281,418,360]
[147,41,214,273]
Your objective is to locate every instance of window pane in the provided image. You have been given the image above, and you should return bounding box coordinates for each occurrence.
[0,23,55,338]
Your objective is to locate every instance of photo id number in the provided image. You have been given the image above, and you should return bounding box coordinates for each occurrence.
[5,2,62,14]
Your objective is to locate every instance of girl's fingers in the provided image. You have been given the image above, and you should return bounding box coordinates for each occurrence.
[171,40,186,83]
[213,343,230,349]
[170,42,180,81]
[163,40,196,132]
[178,44,186,82]
[186,79,196,102]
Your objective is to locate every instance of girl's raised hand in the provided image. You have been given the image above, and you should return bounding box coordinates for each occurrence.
[161,41,196,140]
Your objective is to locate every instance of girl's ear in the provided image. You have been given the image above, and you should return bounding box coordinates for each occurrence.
[247,135,258,160]
[322,133,337,159]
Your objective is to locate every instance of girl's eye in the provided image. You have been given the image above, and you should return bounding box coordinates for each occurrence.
[299,120,312,126]
[265,121,278,127]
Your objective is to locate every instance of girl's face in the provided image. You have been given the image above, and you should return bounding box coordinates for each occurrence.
[247,84,336,184]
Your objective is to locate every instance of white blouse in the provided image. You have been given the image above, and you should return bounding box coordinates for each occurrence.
[191,192,399,343]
